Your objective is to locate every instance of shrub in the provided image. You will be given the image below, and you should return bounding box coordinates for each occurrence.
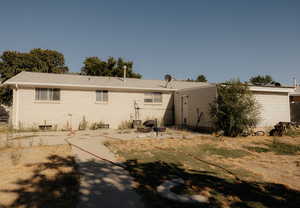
[78,116,88,130]
[118,120,133,130]
[210,80,260,137]
[284,128,300,137]
[10,148,22,165]
[89,121,106,130]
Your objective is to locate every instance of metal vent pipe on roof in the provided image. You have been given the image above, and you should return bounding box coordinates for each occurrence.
[123,65,127,82]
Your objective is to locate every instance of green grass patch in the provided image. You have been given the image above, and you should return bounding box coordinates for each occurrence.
[244,146,270,153]
[285,128,300,137]
[246,140,300,155]
[198,144,249,158]
[266,139,300,155]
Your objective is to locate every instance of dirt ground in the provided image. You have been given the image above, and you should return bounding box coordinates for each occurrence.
[0,145,79,208]
[106,134,300,190]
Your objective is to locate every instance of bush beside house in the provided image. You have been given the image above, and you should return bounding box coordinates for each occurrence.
[210,80,260,137]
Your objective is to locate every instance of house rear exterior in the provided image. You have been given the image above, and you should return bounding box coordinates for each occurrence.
[4,72,207,130]
[3,71,295,131]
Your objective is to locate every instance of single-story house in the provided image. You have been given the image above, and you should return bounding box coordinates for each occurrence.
[290,86,300,122]
[3,71,208,129]
[3,71,295,130]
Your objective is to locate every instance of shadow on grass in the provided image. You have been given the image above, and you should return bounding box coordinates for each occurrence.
[124,160,300,208]
[0,154,144,208]
[0,155,80,208]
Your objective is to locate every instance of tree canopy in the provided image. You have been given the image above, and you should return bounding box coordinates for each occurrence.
[0,49,69,105]
[249,75,273,86]
[0,49,68,82]
[81,57,141,78]
[196,74,207,82]
[186,74,207,82]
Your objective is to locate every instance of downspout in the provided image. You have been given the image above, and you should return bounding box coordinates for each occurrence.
[15,83,19,128]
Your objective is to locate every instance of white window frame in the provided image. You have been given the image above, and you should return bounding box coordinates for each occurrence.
[96,90,108,103]
[144,92,162,104]
[35,88,60,102]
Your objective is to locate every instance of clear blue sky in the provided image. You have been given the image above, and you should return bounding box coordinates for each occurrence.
[0,0,299,84]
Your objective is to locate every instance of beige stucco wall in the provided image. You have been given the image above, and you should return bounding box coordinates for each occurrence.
[13,86,174,130]
[253,91,291,127]
[175,86,291,129]
[174,85,217,129]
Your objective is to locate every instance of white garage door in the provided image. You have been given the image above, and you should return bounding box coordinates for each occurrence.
[254,92,290,127]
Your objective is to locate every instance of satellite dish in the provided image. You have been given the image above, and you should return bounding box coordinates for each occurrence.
[165,74,172,82]
[164,74,172,88]
[274,82,281,87]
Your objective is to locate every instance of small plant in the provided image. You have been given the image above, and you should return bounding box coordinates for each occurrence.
[52,124,58,131]
[29,138,34,147]
[78,116,88,130]
[118,120,133,130]
[89,121,106,130]
[10,148,22,165]
[38,138,44,146]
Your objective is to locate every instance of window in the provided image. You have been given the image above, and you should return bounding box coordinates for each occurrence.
[35,88,60,101]
[144,92,162,104]
[96,90,108,102]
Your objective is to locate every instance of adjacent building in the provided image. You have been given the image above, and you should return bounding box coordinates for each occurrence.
[290,86,300,122]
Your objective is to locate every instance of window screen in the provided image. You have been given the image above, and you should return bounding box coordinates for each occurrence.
[96,90,108,102]
[144,92,162,103]
[35,88,60,101]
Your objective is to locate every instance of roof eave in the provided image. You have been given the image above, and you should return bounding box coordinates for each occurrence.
[249,86,295,93]
[3,81,178,92]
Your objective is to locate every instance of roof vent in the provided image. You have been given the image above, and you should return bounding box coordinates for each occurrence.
[164,74,172,88]
[123,65,127,82]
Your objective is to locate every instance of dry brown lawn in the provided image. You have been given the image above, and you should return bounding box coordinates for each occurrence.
[105,134,300,208]
[0,145,79,208]
[106,135,300,190]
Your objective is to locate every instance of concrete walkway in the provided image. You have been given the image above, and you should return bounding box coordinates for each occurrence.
[68,136,145,208]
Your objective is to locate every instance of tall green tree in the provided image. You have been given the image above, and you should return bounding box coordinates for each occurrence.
[81,57,141,78]
[0,49,69,105]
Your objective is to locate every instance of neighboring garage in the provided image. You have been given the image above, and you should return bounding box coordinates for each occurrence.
[175,84,294,130]
[250,86,293,127]
[290,86,300,122]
